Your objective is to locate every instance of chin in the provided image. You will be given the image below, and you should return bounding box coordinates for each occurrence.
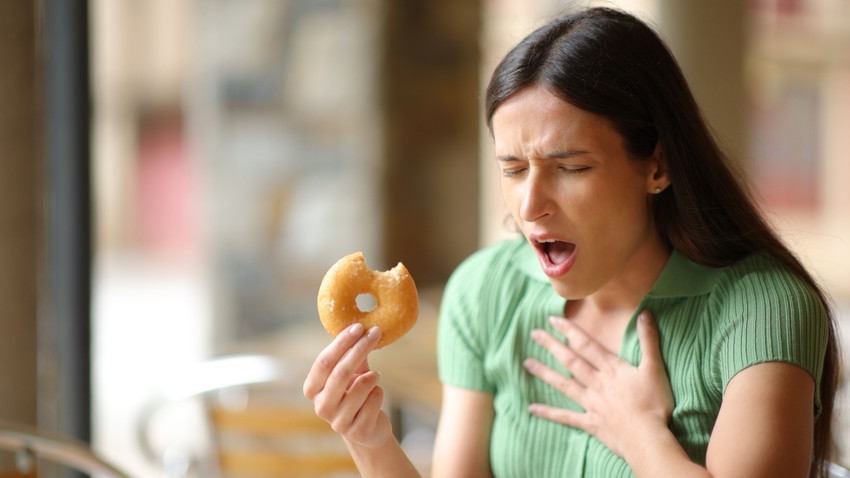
[548,278,590,301]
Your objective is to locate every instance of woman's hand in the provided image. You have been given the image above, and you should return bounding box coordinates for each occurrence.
[524,311,674,459]
[302,323,391,448]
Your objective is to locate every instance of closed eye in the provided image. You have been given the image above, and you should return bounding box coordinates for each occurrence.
[560,166,590,174]
[501,167,527,178]
[497,154,526,178]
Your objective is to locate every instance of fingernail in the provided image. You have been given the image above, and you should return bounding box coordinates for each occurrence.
[524,358,537,371]
[367,326,381,340]
[549,316,566,327]
[530,329,544,342]
[348,323,364,336]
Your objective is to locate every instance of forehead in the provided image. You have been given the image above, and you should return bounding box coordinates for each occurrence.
[491,86,622,152]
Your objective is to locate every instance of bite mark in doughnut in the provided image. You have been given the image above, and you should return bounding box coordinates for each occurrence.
[317,252,418,349]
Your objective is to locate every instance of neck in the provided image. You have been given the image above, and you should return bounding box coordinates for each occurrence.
[577,233,671,318]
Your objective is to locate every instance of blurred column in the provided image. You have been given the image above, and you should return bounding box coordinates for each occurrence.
[657,0,747,162]
[381,0,482,287]
[0,0,40,430]
[41,0,93,465]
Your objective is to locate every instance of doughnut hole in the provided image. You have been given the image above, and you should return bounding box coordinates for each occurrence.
[356,293,377,313]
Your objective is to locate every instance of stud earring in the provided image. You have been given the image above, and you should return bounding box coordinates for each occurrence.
[654,187,662,194]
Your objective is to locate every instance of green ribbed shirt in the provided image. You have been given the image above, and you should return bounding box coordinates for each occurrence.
[437,238,828,478]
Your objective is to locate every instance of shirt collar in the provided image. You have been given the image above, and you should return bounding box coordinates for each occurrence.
[647,250,721,298]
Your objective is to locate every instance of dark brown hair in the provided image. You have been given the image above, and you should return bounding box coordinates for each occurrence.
[485,7,839,476]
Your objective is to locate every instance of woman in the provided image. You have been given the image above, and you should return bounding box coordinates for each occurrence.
[303,7,840,477]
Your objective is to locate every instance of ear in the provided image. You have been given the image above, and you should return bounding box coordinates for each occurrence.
[646,142,671,194]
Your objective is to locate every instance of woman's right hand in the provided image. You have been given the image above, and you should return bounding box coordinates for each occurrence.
[302,323,391,448]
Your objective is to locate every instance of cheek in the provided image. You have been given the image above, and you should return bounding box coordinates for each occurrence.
[581,185,650,238]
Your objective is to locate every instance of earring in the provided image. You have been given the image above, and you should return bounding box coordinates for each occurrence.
[654,187,662,194]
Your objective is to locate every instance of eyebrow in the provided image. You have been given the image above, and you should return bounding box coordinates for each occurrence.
[496,150,590,162]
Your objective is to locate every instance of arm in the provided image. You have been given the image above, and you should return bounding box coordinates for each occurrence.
[302,324,419,478]
[623,362,814,478]
[344,434,420,478]
[432,385,495,477]
[527,313,816,478]
[704,362,814,476]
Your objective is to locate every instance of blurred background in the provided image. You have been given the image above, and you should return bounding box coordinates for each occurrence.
[1,0,849,476]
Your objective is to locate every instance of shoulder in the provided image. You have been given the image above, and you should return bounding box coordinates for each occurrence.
[444,237,531,296]
[440,237,537,332]
[710,253,825,319]
[437,238,533,391]
[703,253,830,402]
[453,236,528,271]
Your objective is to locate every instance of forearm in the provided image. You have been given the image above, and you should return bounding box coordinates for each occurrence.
[624,422,711,478]
[344,433,421,478]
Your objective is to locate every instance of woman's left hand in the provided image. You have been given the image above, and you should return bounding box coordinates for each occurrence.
[524,310,674,459]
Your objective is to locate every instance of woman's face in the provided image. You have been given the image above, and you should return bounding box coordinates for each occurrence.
[492,85,669,300]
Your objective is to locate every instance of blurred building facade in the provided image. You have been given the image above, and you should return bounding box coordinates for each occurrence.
[748,0,850,300]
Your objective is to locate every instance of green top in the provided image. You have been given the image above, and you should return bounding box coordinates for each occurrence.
[437,238,828,478]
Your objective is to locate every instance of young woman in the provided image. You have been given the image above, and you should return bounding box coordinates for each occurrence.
[303,7,840,477]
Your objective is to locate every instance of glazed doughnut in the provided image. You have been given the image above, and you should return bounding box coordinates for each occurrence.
[317,252,418,349]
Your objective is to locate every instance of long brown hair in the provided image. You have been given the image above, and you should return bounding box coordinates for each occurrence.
[485,7,840,476]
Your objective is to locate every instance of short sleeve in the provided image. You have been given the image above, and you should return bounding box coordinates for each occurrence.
[437,248,497,393]
[709,255,830,414]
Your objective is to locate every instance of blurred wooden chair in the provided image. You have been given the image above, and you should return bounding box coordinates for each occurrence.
[0,420,131,478]
[137,354,357,478]
[208,386,357,477]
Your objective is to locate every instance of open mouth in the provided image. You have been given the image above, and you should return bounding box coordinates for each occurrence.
[537,239,576,265]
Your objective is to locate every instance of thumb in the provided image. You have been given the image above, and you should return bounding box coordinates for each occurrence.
[637,310,664,370]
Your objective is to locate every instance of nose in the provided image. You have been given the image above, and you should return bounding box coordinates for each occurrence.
[519,170,554,222]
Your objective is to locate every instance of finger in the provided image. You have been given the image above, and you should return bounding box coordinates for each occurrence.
[344,387,389,446]
[524,358,588,406]
[528,403,589,431]
[531,329,598,384]
[325,326,382,396]
[351,386,386,433]
[311,328,381,420]
[303,323,366,399]
[550,316,617,370]
[332,371,381,432]
[636,311,664,370]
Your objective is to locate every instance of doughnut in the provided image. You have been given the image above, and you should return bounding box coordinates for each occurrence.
[317,252,418,349]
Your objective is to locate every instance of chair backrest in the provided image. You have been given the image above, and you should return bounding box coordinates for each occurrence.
[0,421,131,478]
[207,393,357,477]
[137,354,358,478]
